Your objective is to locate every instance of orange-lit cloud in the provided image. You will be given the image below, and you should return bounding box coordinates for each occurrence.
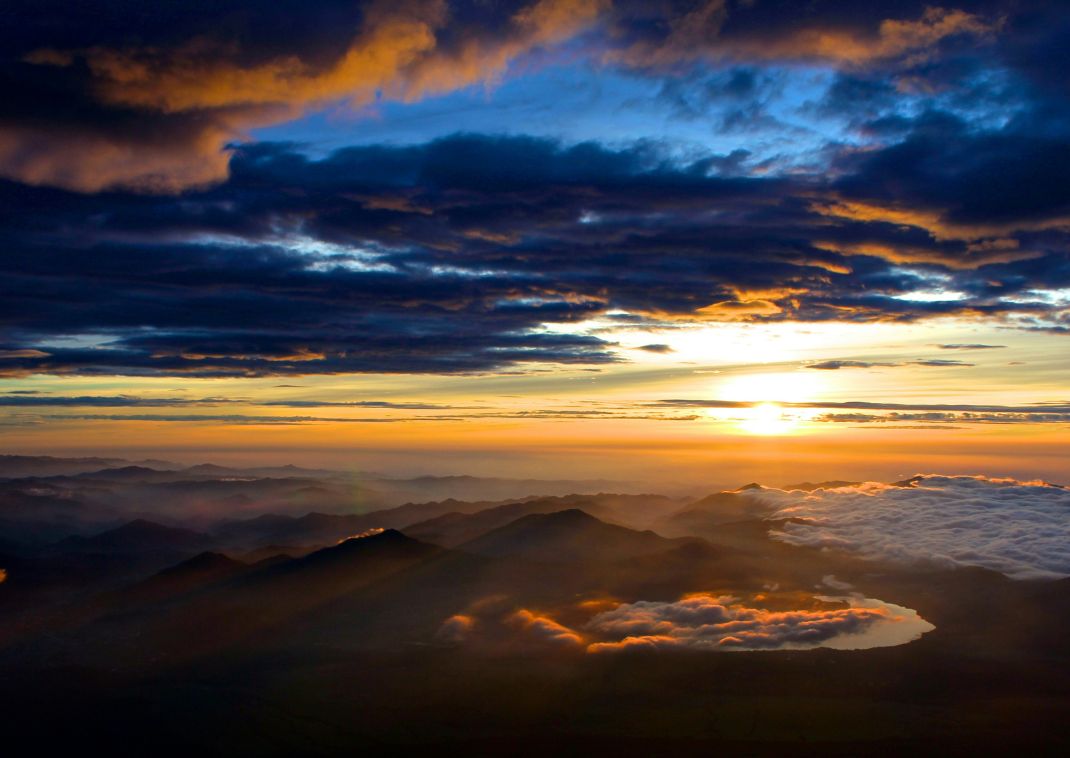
[608,5,997,69]
[0,115,240,193]
[814,199,1068,253]
[729,7,998,66]
[435,613,476,643]
[584,592,932,652]
[507,608,584,646]
[12,0,604,192]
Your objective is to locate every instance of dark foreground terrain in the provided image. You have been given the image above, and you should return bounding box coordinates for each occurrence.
[5,641,1069,757]
[2,459,1068,755]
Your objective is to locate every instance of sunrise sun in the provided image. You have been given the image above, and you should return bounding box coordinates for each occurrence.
[709,372,823,435]
[739,402,795,435]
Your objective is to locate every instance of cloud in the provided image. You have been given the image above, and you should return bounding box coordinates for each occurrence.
[752,475,1070,579]
[0,1,1033,196]
[807,360,899,370]
[76,0,605,114]
[0,349,50,359]
[720,6,999,67]
[4,0,606,192]
[937,344,1006,350]
[0,131,1067,377]
[263,400,457,409]
[1,4,1069,374]
[606,3,998,70]
[0,394,702,424]
[0,394,224,407]
[507,609,584,646]
[807,358,974,369]
[652,398,1070,426]
[813,411,1070,425]
[911,359,973,367]
[655,399,1070,413]
[584,592,932,652]
[435,613,475,644]
[38,413,441,425]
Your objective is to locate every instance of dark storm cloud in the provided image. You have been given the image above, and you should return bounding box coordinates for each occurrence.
[605,1,1002,70]
[0,1,1031,193]
[0,126,1066,376]
[0,0,606,191]
[0,2,1068,376]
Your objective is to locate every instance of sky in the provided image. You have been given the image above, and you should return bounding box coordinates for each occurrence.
[0,0,1068,487]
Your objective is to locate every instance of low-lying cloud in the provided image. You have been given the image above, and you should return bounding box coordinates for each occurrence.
[507,609,584,647]
[435,614,475,644]
[585,593,932,652]
[755,475,1070,579]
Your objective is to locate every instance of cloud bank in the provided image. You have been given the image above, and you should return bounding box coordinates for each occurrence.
[0,2,1068,375]
[755,475,1070,579]
[585,592,932,652]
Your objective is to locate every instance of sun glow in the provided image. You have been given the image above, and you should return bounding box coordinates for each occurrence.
[709,372,824,435]
[717,371,823,404]
[739,402,796,435]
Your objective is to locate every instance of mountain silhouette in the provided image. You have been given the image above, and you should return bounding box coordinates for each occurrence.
[54,519,215,554]
[458,509,693,563]
[652,492,777,539]
[116,551,249,605]
[402,493,680,547]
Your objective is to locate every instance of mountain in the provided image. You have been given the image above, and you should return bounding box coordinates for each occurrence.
[0,455,178,478]
[74,466,182,482]
[269,528,439,579]
[183,463,340,479]
[652,491,778,539]
[781,480,861,491]
[54,519,215,555]
[362,474,642,503]
[113,530,444,660]
[210,497,523,549]
[402,493,682,547]
[457,509,695,563]
[1,521,219,595]
[401,499,574,547]
[116,551,249,605]
[238,544,314,562]
[211,511,381,549]
[182,463,237,476]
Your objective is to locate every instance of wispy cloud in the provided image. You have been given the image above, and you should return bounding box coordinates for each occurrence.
[936,344,1006,350]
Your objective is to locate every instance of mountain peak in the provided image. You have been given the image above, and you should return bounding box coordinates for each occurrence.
[157,551,243,576]
[460,508,687,563]
[57,519,213,553]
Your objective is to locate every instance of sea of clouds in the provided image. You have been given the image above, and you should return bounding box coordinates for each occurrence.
[754,475,1070,580]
